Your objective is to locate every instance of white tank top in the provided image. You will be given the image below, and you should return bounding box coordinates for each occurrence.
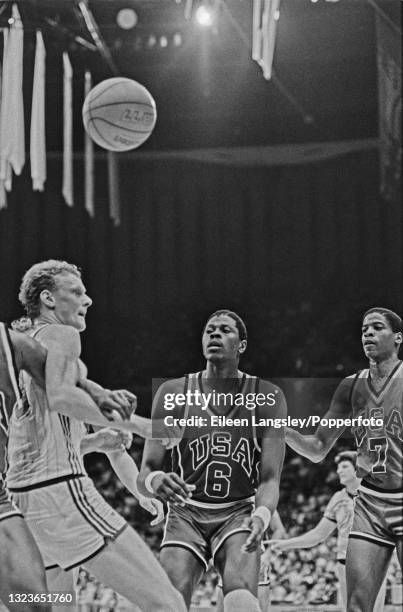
[6,324,87,489]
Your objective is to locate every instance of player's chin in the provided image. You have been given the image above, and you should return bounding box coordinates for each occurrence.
[75,318,87,331]
[205,350,225,362]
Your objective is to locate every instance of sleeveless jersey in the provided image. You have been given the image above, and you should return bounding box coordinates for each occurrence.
[0,323,22,484]
[350,363,403,492]
[323,488,356,560]
[6,324,87,489]
[171,371,263,507]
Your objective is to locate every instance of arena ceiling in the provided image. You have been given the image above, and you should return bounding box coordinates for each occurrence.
[1,0,401,150]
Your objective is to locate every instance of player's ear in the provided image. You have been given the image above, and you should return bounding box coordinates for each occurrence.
[239,339,247,354]
[39,289,55,309]
[395,332,402,348]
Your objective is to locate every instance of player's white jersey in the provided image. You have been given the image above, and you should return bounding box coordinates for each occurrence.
[6,324,87,490]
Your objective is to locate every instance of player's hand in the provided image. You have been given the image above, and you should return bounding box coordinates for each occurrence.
[139,496,165,526]
[92,428,133,453]
[266,539,289,554]
[241,515,265,553]
[99,389,137,421]
[260,547,272,570]
[151,472,195,506]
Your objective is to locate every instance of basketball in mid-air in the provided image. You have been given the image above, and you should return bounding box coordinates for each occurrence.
[82,77,157,152]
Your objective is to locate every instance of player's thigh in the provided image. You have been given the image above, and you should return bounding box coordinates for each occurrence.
[373,573,387,612]
[84,527,186,612]
[215,532,260,596]
[258,584,270,612]
[45,568,75,612]
[160,545,205,608]
[0,515,49,610]
[346,537,393,611]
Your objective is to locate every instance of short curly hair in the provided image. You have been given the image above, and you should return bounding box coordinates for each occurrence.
[205,309,247,342]
[19,260,81,319]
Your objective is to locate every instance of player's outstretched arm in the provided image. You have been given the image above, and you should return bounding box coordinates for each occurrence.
[78,376,136,421]
[270,510,287,540]
[286,377,353,462]
[107,449,165,525]
[80,428,164,524]
[243,383,286,553]
[269,517,336,554]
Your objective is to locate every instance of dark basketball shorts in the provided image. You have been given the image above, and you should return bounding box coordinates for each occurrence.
[161,499,254,570]
[349,484,403,548]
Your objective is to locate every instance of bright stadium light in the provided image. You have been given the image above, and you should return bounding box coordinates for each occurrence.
[195,5,214,27]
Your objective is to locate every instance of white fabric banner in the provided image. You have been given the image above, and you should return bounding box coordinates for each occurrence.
[30,30,47,192]
[0,5,25,190]
[84,71,94,217]
[62,52,74,206]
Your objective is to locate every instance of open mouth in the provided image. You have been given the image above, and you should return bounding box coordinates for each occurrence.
[208,342,222,348]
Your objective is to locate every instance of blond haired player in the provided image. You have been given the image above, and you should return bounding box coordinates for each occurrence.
[7,260,186,612]
[286,308,403,612]
[0,323,138,611]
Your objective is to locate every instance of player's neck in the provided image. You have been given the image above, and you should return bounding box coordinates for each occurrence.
[204,361,240,379]
[368,355,400,378]
[35,312,59,326]
[345,478,360,495]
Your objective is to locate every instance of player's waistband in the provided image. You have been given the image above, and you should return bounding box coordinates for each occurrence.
[7,473,85,492]
[184,496,255,509]
[359,479,403,500]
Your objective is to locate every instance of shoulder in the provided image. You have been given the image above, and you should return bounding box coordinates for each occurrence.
[40,323,81,349]
[10,329,46,368]
[334,374,357,400]
[329,489,344,505]
[152,377,187,418]
[257,378,287,416]
[258,378,284,397]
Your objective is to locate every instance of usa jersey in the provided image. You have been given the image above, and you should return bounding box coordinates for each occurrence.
[0,323,22,483]
[350,363,403,493]
[171,371,264,507]
[7,324,87,490]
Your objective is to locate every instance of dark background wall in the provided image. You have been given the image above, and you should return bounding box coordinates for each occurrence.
[1,146,401,399]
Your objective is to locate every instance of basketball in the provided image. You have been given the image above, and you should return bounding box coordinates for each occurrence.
[82,77,157,152]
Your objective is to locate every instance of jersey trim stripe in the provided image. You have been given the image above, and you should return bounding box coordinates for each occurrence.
[359,482,403,499]
[349,532,395,547]
[1,324,21,402]
[63,541,108,572]
[8,473,85,492]
[67,479,117,537]
[212,527,252,563]
[0,509,23,522]
[73,478,120,537]
[59,414,81,474]
[185,495,255,509]
[160,541,209,570]
[363,361,403,403]
[251,376,261,452]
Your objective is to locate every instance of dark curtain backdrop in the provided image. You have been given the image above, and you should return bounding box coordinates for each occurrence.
[0,147,401,380]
